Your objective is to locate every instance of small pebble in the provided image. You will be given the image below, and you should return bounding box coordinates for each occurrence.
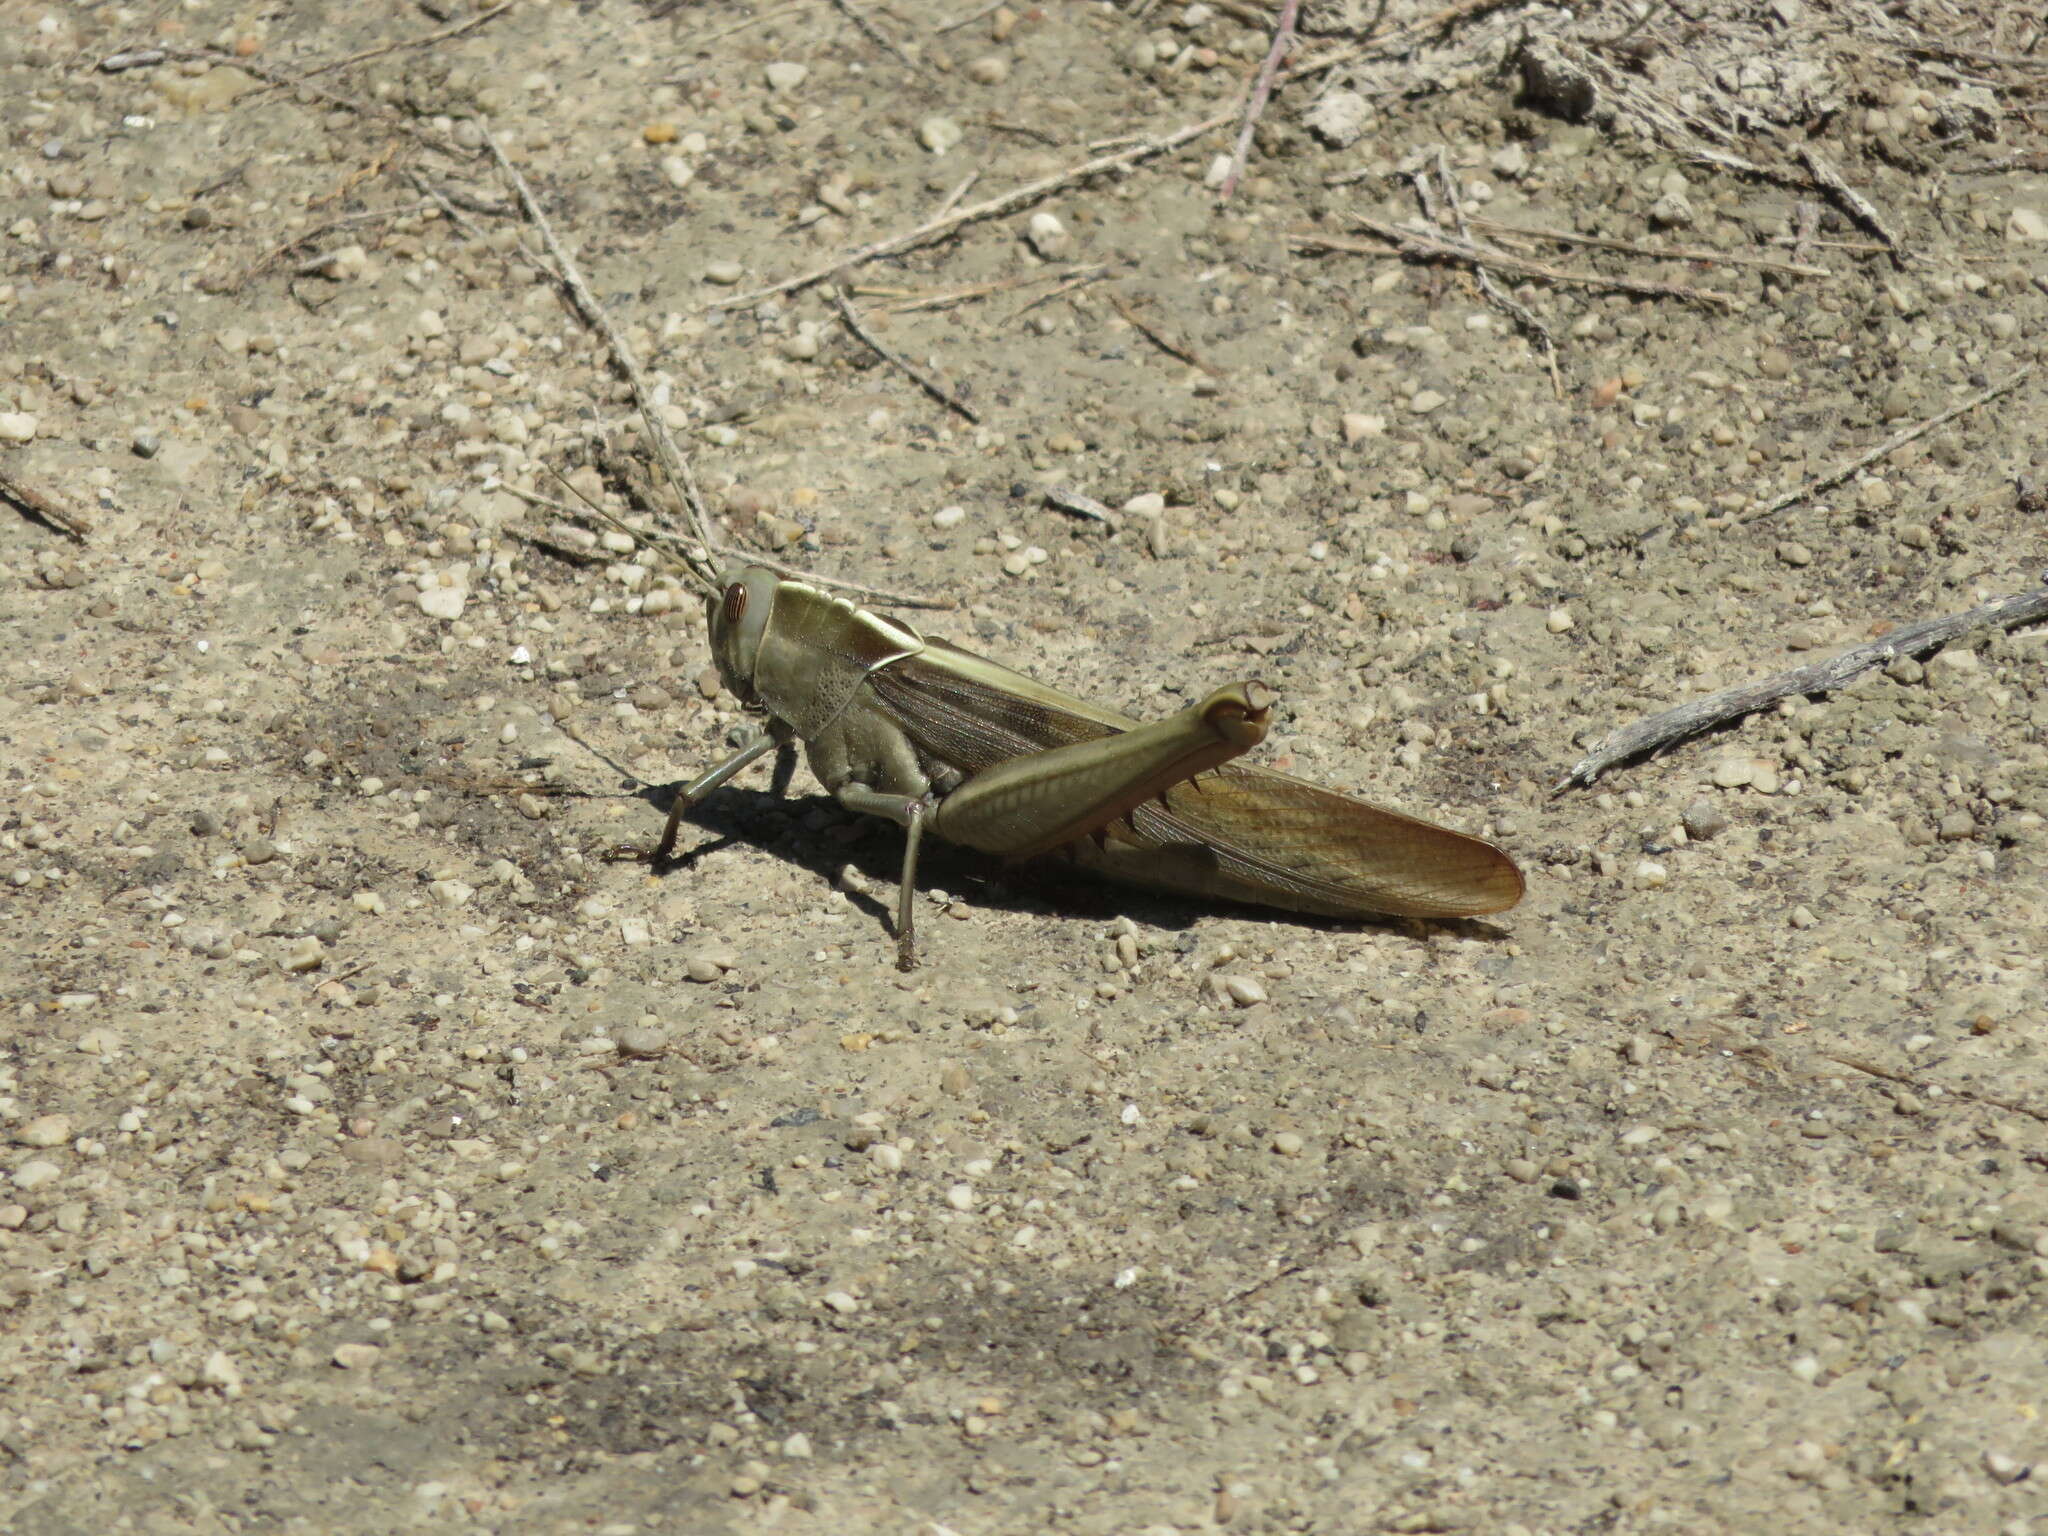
[1983,1450,2030,1484]
[14,1115,71,1148]
[1709,754,1755,789]
[683,949,735,983]
[417,586,466,621]
[613,1024,669,1059]
[340,1138,405,1167]
[1682,799,1729,840]
[2006,207,2048,242]
[12,1161,62,1191]
[1221,976,1266,1007]
[1025,210,1069,259]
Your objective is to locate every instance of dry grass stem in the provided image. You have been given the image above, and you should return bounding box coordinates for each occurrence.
[1217,0,1300,201]
[1297,220,1735,308]
[480,125,720,584]
[831,289,982,424]
[1741,369,2034,523]
[709,112,1232,312]
[1105,290,1225,377]
[1467,217,1832,279]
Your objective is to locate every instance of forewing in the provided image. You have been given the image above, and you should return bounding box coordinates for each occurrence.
[865,641,1133,776]
[1115,764,1524,919]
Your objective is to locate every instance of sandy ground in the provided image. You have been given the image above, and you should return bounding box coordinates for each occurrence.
[5,1,2048,1532]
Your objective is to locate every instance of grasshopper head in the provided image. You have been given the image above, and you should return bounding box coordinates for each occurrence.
[705,566,781,704]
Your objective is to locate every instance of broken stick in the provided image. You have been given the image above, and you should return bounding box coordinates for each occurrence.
[1556,582,2048,790]
[1297,220,1735,308]
[1740,368,2033,523]
[0,469,93,542]
[709,111,1232,311]
[830,289,980,423]
[1217,0,1300,201]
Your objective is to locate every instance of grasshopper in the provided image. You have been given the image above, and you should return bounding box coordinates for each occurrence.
[642,563,1523,970]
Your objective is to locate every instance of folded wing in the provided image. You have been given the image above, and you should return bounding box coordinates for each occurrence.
[867,643,1522,920]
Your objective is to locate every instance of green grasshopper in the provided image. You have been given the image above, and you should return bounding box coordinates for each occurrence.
[643,563,1523,970]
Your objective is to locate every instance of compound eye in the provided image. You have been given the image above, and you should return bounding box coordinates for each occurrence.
[722,583,747,626]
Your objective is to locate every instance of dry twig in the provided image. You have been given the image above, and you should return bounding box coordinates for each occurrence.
[1467,216,1831,279]
[863,263,1107,314]
[0,469,93,542]
[1105,290,1225,377]
[1425,149,1560,398]
[832,0,924,70]
[709,111,1232,311]
[478,145,944,608]
[1796,146,1904,262]
[290,2,511,79]
[830,289,981,423]
[930,171,981,221]
[1556,582,2048,790]
[1297,220,1735,308]
[1043,487,1120,530]
[477,150,942,606]
[935,0,1005,33]
[1740,369,2033,523]
[1819,1051,2048,1125]
[101,45,422,134]
[480,125,719,574]
[1012,266,1114,318]
[1218,0,1301,201]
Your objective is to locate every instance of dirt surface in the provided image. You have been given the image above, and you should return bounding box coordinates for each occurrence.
[5,1,2048,1531]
